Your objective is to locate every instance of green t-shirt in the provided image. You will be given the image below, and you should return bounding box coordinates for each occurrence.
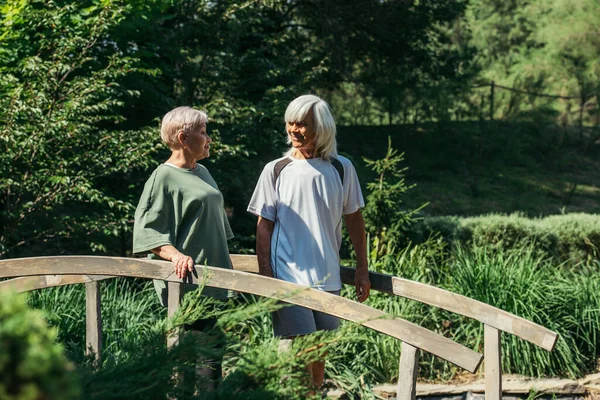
[133,163,233,303]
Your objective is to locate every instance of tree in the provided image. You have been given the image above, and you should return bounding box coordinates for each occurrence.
[0,0,159,257]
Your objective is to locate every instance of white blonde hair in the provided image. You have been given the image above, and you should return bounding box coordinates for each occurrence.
[160,106,208,148]
[284,94,337,160]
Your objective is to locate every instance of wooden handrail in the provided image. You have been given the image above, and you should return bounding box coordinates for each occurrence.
[235,254,558,351]
[0,256,483,373]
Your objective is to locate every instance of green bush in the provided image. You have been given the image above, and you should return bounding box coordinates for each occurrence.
[411,212,600,264]
[0,291,79,400]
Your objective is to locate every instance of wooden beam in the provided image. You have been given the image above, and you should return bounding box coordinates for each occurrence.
[0,256,482,373]
[167,282,183,350]
[397,343,419,400]
[485,325,502,400]
[0,274,100,292]
[392,278,557,351]
[85,281,102,365]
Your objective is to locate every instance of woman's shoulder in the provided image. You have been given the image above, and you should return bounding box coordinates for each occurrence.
[145,164,184,188]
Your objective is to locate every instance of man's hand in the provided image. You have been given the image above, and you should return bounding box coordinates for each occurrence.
[344,209,370,302]
[151,245,194,279]
[354,266,371,303]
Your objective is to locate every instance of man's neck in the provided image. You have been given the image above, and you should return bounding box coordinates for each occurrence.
[291,148,317,160]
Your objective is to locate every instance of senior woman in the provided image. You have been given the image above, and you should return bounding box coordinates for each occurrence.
[133,106,233,388]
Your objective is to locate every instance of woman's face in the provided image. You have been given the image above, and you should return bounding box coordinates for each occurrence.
[183,124,212,160]
[287,109,316,152]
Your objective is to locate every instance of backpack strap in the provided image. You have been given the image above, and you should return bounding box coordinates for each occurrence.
[273,156,344,187]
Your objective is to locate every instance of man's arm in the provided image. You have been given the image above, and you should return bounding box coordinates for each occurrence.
[151,245,194,279]
[256,216,275,278]
[344,209,371,302]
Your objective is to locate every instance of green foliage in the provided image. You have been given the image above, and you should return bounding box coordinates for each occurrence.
[411,212,600,264]
[463,0,600,136]
[445,246,600,377]
[361,137,427,256]
[338,242,600,381]
[0,0,160,258]
[0,291,79,400]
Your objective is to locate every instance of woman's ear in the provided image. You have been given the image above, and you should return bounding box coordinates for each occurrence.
[176,130,186,146]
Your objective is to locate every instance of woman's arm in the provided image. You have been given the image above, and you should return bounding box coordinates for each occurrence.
[256,216,275,278]
[151,245,194,279]
[344,209,371,302]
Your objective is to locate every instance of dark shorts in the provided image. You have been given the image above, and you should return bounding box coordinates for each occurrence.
[272,290,340,338]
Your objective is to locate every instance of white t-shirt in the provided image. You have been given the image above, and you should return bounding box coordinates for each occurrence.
[247,155,364,291]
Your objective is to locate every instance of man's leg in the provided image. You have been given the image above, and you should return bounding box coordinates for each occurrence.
[309,306,340,389]
[308,360,326,389]
[273,292,340,391]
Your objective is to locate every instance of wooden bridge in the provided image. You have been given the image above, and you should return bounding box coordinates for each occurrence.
[0,255,558,399]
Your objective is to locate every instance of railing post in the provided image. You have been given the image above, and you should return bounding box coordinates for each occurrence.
[397,342,419,400]
[85,281,102,366]
[485,324,502,400]
[167,282,183,349]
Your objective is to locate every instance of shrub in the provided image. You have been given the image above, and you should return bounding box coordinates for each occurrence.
[0,291,79,400]
[411,212,600,264]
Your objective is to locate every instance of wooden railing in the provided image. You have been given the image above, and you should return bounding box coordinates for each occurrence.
[0,255,558,400]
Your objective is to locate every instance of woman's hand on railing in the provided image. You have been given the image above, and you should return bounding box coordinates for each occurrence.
[151,245,195,279]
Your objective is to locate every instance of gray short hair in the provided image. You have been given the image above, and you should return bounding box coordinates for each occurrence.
[284,94,337,160]
[160,106,208,148]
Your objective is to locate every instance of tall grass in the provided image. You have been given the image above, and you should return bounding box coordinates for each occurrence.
[334,241,600,382]
[445,245,599,378]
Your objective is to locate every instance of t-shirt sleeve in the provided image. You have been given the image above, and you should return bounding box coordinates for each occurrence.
[223,209,234,240]
[132,173,176,254]
[247,163,277,221]
[342,158,365,215]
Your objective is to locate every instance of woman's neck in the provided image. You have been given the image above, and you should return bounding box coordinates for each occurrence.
[167,151,197,169]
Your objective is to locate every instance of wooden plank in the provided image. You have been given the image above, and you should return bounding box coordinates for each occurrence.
[0,275,112,293]
[393,278,558,351]
[167,281,183,350]
[485,325,502,400]
[0,256,172,281]
[397,343,419,400]
[85,281,102,365]
[0,256,482,372]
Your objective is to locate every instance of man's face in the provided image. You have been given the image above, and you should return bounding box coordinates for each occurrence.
[287,108,316,151]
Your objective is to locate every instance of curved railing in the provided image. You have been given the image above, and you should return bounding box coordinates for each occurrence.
[238,255,558,400]
[0,255,558,400]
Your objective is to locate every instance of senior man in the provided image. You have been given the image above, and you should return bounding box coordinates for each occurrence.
[247,94,370,391]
